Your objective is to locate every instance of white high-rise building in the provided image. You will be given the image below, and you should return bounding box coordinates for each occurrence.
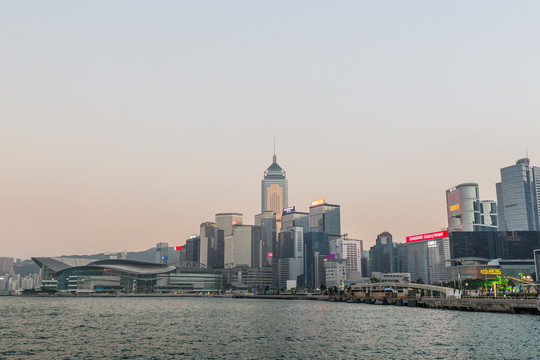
[329,237,363,273]
[324,258,347,288]
[402,232,450,284]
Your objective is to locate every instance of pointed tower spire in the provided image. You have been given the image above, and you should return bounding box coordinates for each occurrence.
[273,137,276,163]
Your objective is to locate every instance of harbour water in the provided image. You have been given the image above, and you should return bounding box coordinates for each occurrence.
[0,297,539,359]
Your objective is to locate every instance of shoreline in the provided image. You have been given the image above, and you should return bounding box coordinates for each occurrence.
[11,292,540,315]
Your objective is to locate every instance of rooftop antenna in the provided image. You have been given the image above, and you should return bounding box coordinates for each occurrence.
[526,148,529,159]
[273,137,276,163]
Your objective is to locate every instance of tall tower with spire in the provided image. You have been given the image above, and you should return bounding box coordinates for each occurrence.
[261,142,288,230]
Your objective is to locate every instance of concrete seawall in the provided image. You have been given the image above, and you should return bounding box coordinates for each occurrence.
[419,298,540,314]
[233,294,540,315]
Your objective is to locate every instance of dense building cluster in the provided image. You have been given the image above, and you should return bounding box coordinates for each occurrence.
[15,156,540,294]
[171,153,365,291]
[369,158,540,286]
[0,257,41,294]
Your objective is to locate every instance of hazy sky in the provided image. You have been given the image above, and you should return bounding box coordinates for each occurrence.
[2,2,540,259]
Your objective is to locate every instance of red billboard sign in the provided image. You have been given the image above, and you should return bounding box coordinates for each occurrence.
[406,230,448,243]
[174,246,182,251]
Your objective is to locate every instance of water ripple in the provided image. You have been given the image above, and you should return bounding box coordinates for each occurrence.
[0,297,539,359]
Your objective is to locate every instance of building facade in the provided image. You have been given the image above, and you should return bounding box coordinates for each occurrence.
[184,236,200,263]
[281,208,309,234]
[330,237,363,275]
[215,213,243,237]
[224,225,261,268]
[368,232,395,275]
[402,231,451,284]
[0,257,14,274]
[448,231,540,281]
[199,222,225,269]
[155,242,168,264]
[309,199,341,241]
[324,258,347,288]
[446,183,498,232]
[254,211,277,267]
[303,232,330,289]
[221,266,274,290]
[277,227,304,288]
[496,158,540,231]
[261,154,288,233]
[32,257,224,294]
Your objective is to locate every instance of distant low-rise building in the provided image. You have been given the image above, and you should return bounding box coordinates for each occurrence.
[371,272,411,283]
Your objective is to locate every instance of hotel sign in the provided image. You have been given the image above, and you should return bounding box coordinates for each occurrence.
[310,198,325,207]
[406,230,448,243]
[480,268,501,275]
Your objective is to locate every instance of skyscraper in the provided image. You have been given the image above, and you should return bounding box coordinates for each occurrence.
[496,158,540,231]
[309,199,341,241]
[155,242,168,264]
[303,232,329,289]
[184,235,200,263]
[215,213,243,237]
[402,231,450,284]
[368,232,395,275]
[446,183,498,232]
[255,211,277,267]
[277,227,304,288]
[224,225,261,268]
[199,222,225,269]
[261,152,288,233]
[281,207,309,234]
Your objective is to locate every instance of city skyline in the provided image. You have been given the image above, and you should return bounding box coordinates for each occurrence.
[2,2,540,259]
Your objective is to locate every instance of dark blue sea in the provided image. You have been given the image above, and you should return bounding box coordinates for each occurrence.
[0,296,538,359]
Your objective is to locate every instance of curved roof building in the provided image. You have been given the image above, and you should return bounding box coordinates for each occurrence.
[32,257,222,294]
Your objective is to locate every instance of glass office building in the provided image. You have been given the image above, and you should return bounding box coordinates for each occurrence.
[281,209,309,234]
[496,158,540,231]
[200,222,225,269]
[368,232,395,275]
[254,211,277,267]
[449,231,540,260]
[309,202,341,241]
[303,232,329,289]
[277,227,304,287]
[184,236,200,263]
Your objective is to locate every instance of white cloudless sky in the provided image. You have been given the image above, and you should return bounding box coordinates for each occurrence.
[1,1,540,259]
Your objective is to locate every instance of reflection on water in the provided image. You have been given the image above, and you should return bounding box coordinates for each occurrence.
[0,297,538,359]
